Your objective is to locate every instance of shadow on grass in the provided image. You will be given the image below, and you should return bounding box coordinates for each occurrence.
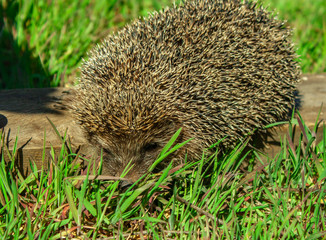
[0,3,51,89]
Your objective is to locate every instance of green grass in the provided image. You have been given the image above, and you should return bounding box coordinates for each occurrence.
[0,0,325,88]
[0,0,174,88]
[0,0,325,238]
[0,113,326,239]
[260,0,326,74]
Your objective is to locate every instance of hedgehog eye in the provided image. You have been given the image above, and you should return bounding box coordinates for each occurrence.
[103,148,112,156]
[143,142,159,152]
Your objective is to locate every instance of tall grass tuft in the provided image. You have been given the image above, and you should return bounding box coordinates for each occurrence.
[0,113,326,238]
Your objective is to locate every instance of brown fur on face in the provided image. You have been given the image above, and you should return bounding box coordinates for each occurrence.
[71,0,301,183]
[72,80,187,182]
[89,120,181,183]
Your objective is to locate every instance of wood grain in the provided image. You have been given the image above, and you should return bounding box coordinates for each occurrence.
[1,74,325,173]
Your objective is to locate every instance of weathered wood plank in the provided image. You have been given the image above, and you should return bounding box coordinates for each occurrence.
[0,74,326,172]
[0,88,87,174]
[263,74,326,158]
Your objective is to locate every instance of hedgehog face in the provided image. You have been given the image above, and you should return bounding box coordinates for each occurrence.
[72,79,182,183]
[90,123,178,183]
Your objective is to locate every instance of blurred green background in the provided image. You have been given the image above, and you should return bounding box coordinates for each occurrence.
[0,0,325,89]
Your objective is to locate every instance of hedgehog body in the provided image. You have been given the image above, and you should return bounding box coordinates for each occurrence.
[72,0,300,182]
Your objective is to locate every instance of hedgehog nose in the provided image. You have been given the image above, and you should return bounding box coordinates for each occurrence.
[119,179,134,190]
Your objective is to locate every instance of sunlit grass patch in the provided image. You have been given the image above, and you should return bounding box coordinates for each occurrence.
[0,0,325,88]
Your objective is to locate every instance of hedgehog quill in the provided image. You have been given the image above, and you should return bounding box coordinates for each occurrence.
[71,0,300,183]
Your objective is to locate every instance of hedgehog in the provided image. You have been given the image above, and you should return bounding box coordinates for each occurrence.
[71,0,300,184]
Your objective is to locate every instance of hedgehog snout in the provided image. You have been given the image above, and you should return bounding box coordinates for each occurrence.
[119,179,134,190]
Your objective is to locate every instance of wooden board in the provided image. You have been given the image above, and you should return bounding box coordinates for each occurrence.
[263,74,326,158]
[0,88,87,174]
[1,74,326,173]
